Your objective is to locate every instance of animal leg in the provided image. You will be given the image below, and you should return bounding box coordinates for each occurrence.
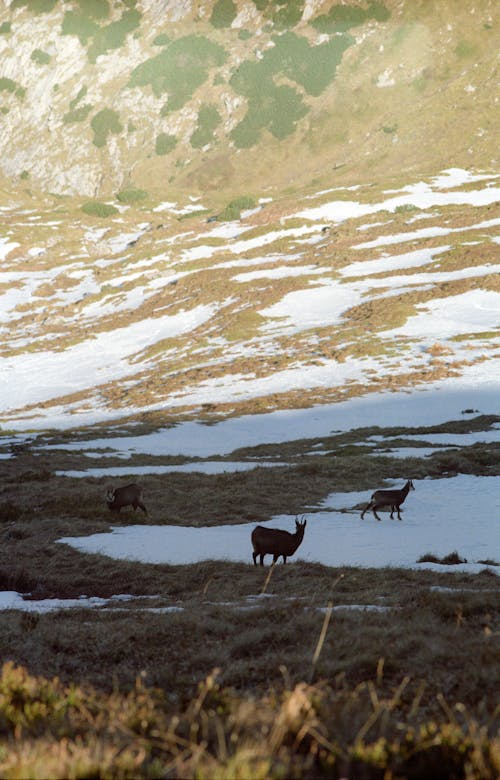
[390,505,395,519]
[283,556,287,564]
[252,551,258,565]
[396,507,402,520]
[372,507,382,521]
[273,553,279,564]
[138,501,148,514]
[361,502,372,519]
[259,554,265,566]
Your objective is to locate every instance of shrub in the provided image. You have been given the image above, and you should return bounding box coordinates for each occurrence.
[116,188,148,204]
[217,195,257,221]
[81,200,119,217]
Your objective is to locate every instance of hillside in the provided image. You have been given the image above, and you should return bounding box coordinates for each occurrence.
[0,0,498,201]
[0,0,498,434]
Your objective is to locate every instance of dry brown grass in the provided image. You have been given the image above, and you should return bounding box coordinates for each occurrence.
[0,417,499,776]
[0,576,498,779]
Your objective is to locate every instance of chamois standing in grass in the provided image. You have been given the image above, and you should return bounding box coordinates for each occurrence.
[106,483,147,514]
[361,480,415,521]
[251,518,307,566]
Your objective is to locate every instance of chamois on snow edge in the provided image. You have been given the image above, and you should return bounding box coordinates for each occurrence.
[361,479,415,521]
[251,517,307,566]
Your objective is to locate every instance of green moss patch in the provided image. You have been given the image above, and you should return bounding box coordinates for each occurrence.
[62,4,140,62]
[116,188,148,204]
[30,48,50,64]
[229,31,354,147]
[10,0,57,12]
[254,0,305,29]
[63,105,92,123]
[155,132,177,155]
[87,9,141,63]
[91,108,123,147]
[312,1,390,34]
[190,104,222,149]
[0,78,18,94]
[128,35,227,112]
[210,0,238,29]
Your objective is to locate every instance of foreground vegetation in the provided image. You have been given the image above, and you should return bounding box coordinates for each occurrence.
[0,558,498,779]
[0,416,498,777]
[0,648,498,779]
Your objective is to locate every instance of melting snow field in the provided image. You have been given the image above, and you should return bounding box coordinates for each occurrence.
[0,167,499,430]
[43,371,500,458]
[57,475,498,574]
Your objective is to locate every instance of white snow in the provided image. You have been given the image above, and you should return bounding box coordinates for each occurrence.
[295,182,500,224]
[0,592,136,613]
[57,475,499,574]
[381,290,500,338]
[340,246,451,277]
[43,372,500,458]
[56,461,289,478]
[353,217,500,250]
[1,167,498,433]
[0,305,216,412]
[259,282,360,332]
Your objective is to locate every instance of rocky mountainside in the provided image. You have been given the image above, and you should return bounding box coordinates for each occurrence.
[0,0,497,201]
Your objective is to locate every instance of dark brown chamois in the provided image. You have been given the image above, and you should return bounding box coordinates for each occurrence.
[251,518,307,566]
[106,483,147,514]
[361,479,414,521]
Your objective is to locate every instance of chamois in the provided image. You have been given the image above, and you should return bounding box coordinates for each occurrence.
[361,479,415,521]
[106,483,147,514]
[251,517,307,566]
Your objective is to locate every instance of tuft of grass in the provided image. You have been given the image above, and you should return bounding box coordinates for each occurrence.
[418,551,468,565]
